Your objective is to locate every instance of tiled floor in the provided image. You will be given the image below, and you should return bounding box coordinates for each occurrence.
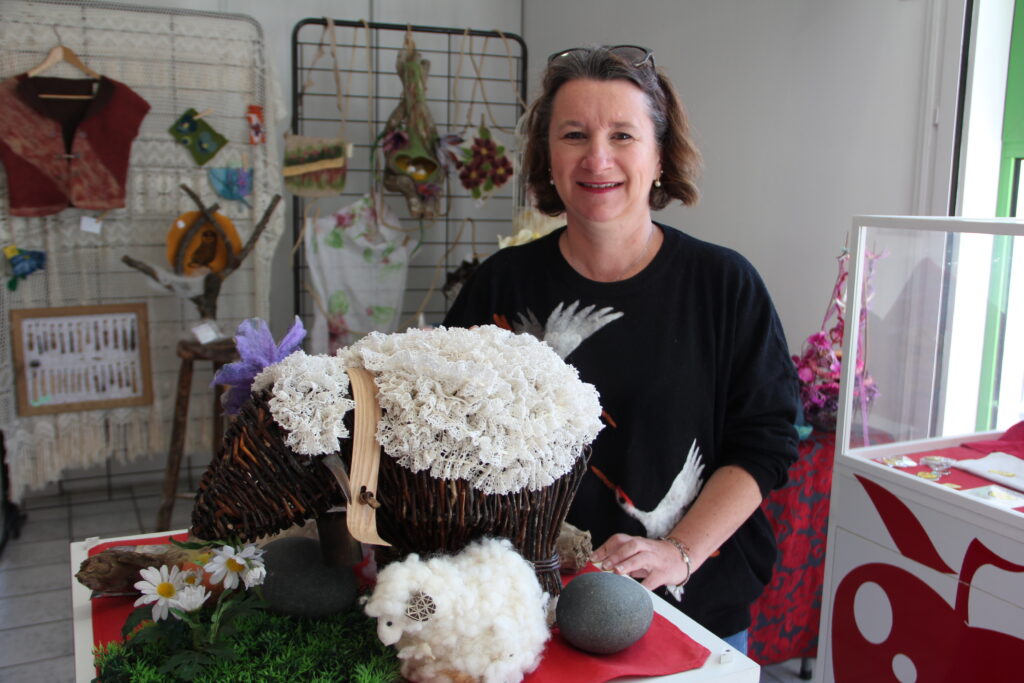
[0,483,815,682]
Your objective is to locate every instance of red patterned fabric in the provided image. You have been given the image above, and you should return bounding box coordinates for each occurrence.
[748,431,835,664]
[0,74,149,217]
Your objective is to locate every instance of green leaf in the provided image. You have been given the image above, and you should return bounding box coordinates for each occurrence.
[328,290,349,315]
[325,229,345,249]
[496,146,505,156]
[159,650,211,680]
[472,187,481,199]
[484,179,494,192]
[479,125,491,139]
[169,537,220,551]
[121,605,153,641]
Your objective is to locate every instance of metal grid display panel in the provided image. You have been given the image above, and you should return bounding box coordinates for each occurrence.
[291,18,527,334]
[0,1,284,501]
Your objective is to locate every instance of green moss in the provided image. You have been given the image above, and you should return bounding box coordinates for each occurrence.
[94,607,400,683]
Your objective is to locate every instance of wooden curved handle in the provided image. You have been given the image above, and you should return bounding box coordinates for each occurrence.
[345,366,390,546]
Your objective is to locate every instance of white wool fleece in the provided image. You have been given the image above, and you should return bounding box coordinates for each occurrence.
[363,538,551,683]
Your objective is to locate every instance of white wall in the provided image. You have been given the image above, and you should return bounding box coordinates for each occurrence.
[523,0,962,353]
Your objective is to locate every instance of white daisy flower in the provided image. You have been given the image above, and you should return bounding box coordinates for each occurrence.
[180,568,203,587]
[242,559,267,589]
[204,544,266,590]
[133,565,186,621]
[172,585,211,613]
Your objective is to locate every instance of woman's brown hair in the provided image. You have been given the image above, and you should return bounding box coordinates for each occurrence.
[523,46,702,216]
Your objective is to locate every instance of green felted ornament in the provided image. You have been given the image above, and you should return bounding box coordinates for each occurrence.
[169,108,227,166]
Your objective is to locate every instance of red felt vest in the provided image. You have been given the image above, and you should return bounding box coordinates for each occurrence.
[0,74,150,217]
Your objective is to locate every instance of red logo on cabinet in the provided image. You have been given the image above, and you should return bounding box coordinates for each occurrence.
[832,475,1024,681]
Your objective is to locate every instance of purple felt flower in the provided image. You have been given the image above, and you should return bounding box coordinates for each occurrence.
[211,316,306,415]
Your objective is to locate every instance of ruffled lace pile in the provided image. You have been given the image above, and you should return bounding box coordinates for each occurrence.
[252,351,355,456]
[341,326,603,494]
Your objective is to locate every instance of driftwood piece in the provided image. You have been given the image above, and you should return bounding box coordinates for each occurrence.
[555,521,593,572]
[75,545,190,594]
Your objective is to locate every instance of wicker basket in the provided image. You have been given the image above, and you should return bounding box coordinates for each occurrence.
[190,390,345,542]
[191,382,591,596]
[372,446,590,596]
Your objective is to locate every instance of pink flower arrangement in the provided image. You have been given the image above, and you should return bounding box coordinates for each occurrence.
[793,249,882,431]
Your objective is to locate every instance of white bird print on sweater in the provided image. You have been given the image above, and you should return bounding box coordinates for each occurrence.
[616,439,705,539]
[512,300,623,359]
[594,440,705,601]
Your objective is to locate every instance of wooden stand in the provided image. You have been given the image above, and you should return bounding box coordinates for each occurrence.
[155,338,236,531]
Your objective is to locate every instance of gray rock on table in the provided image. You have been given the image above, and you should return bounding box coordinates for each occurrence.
[556,570,654,654]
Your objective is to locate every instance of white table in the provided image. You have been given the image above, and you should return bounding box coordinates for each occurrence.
[71,531,759,683]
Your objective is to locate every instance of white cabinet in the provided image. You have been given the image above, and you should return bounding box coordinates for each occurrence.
[816,216,1024,683]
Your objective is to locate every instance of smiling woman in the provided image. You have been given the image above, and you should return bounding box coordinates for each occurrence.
[548,79,662,279]
[444,44,800,652]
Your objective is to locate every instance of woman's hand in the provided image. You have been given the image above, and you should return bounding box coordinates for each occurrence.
[591,533,689,591]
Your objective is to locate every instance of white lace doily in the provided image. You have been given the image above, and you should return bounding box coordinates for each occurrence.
[340,325,603,494]
[252,351,355,457]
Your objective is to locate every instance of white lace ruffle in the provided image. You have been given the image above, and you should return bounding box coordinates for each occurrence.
[252,351,355,457]
[340,325,603,494]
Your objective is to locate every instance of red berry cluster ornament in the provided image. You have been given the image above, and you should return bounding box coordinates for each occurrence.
[454,124,513,200]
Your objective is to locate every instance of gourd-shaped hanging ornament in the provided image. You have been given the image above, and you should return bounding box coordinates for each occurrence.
[381,33,443,219]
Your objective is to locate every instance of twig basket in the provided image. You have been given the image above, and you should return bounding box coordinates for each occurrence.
[190,387,590,595]
[372,446,590,596]
[190,390,344,542]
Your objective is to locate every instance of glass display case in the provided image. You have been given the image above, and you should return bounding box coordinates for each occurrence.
[816,216,1024,683]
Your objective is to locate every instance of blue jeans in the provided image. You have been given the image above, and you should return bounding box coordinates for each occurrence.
[722,629,748,655]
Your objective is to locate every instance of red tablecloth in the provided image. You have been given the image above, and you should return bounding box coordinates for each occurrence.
[84,538,711,682]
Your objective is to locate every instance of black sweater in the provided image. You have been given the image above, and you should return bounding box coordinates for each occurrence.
[444,224,799,637]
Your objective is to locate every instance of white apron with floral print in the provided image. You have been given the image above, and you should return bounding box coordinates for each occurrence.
[304,194,408,354]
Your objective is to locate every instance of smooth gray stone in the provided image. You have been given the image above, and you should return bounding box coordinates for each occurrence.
[261,537,357,618]
[556,571,654,654]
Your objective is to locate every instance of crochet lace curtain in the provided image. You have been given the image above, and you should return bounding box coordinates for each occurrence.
[0,0,285,501]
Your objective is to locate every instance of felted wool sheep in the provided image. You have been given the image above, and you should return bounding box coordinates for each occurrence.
[363,537,551,683]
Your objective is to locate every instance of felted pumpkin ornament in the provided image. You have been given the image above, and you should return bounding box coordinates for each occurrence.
[165,209,242,276]
[381,32,444,219]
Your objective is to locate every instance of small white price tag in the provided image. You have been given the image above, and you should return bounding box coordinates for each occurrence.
[191,320,223,344]
[80,216,103,234]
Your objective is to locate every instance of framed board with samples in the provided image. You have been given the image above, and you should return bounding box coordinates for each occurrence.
[10,303,153,416]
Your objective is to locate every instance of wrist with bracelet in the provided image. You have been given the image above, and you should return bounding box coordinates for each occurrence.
[659,535,692,592]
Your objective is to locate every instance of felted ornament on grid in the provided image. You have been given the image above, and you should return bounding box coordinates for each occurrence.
[168,108,227,166]
[165,207,242,277]
[282,18,356,198]
[454,120,514,203]
[302,194,407,355]
[380,31,444,220]
[444,31,520,204]
[207,164,253,207]
[3,244,45,291]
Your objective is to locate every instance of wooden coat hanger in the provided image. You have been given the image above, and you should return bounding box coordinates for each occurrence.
[28,43,100,100]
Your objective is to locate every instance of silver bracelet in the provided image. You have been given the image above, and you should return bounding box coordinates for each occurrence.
[660,535,692,587]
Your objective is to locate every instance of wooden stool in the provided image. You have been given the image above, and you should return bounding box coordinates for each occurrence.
[155,338,237,531]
